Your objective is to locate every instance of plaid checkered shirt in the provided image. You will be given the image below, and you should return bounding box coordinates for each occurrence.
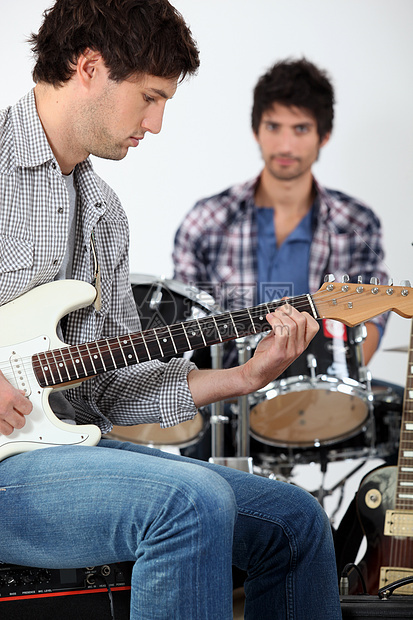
[0,90,198,433]
[173,176,389,331]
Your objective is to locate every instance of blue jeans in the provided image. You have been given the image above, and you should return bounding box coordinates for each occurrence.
[0,439,341,619]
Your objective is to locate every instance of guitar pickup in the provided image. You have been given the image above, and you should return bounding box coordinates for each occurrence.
[384,509,413,536]
[10,353,31,397]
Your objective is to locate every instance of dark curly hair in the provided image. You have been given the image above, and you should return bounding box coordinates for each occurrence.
[29,0,200,86]
[252,58,335,140]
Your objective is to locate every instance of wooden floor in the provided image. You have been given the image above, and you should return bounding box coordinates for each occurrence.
[233,587,245,619]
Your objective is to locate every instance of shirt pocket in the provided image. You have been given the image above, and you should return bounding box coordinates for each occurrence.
[0,236,34,273]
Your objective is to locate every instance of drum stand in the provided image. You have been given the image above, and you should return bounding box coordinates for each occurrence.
[210,343,226,459]
[209,339,255,473]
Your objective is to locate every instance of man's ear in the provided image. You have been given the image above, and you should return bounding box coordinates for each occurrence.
[76,48,103,86]
[320,131,331,148]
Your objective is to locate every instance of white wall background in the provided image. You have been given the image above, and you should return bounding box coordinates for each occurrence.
[1,0,413,391]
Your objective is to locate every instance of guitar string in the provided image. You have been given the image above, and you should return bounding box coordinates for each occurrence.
[3,287,397,380]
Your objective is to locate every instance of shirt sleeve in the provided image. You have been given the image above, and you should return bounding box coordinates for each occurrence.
[68,356,199,434]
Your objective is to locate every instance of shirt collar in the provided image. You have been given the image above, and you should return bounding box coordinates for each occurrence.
[4,90,106,210]
[10,89,55,169]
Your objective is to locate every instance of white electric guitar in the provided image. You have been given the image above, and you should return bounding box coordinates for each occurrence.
[1,277,412,462]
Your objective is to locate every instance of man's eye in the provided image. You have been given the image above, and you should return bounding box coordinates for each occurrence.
[295,125,309,134]
[144,95,155,103]
[265,123,278,131]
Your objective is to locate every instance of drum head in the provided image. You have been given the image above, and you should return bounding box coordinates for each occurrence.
[106,412,205,448]
[250,379,370,448]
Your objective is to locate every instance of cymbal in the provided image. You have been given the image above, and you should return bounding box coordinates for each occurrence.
[383,345,409,353]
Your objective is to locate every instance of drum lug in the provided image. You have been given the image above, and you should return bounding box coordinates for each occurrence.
[210,415,230,424]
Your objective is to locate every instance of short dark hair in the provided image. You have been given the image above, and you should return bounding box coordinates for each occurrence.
[251,58,335,140]
[29,0,200,86]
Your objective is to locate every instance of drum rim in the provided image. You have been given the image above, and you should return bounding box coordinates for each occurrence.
[130,273,217,313]
[251,374,370,404]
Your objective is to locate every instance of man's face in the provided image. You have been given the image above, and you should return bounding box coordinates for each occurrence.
[73,67,178,162]
[254,103,330,181]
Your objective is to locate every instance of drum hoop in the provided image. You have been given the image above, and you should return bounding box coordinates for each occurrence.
[255,374,369,400]
[130,273,217,313]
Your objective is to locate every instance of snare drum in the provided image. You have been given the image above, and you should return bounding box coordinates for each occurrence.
[249,320,372,448]
[107,275,216,448]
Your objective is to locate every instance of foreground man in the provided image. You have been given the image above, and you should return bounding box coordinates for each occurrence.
[0,2,341,618]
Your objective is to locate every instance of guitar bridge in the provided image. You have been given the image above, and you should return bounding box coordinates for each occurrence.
[384,509,413,536]
[380,567,413,594]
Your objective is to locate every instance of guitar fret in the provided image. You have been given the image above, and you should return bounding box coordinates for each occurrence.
[85,343,99,374]
[212,316,223,342]
[140,333,152,360]
[104,338,117,370]
[73,344,88,378]
[66,347,80,380]
[230,314,239,338]
[154,327,177,358]
[53,349,70,383]
[43,350,62,384]
[36,352,53,386]
[197,319,207,346]
[247,308,257,334]
[181,323,192,350]
[167,326,178,354]
[154,330,165,357]
[118,336,139,366]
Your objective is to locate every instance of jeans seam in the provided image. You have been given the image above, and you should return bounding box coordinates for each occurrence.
[238,507,298,619]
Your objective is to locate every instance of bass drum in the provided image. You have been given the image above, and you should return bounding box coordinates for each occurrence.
[107,274,216,448]
[249,320,372,448]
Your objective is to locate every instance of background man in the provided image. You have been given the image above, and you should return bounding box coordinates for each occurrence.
[173,58,388,367]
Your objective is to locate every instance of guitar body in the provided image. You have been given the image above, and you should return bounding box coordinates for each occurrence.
[0,280,101,460]
[350,318,413,596]
[352,466,398,593]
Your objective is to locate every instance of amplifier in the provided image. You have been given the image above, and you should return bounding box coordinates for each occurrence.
[0,561,132,620]
[341,595,413,619]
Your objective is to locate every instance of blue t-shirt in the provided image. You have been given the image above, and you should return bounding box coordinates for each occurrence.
[255,206,313,305]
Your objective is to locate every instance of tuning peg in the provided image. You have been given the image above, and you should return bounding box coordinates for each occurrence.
[324,274,335,283]
[400,280,411,287]
[357,276,363,283]
[370,277,379,285]
[342,274,350,283]
[388,278,394,286]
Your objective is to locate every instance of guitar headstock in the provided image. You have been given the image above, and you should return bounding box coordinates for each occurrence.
[313,275,413,326]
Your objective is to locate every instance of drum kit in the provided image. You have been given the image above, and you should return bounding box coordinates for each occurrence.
[108,274,402,503]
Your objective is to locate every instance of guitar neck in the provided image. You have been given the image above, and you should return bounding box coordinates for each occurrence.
[395,320,413,511]
[31,278,413,390]
[32,294,315,389]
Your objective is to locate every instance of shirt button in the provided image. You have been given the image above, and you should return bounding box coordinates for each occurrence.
[57,207,64,214]
[53,259,58,266]
[52,163,57,169]
[95,202,102,209]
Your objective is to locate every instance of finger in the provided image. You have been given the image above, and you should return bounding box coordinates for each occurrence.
[15,392,33,415]
[0,419,15,436]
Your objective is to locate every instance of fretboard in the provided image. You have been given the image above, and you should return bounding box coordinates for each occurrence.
[395,320,413,511]
[32,294,316,388]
